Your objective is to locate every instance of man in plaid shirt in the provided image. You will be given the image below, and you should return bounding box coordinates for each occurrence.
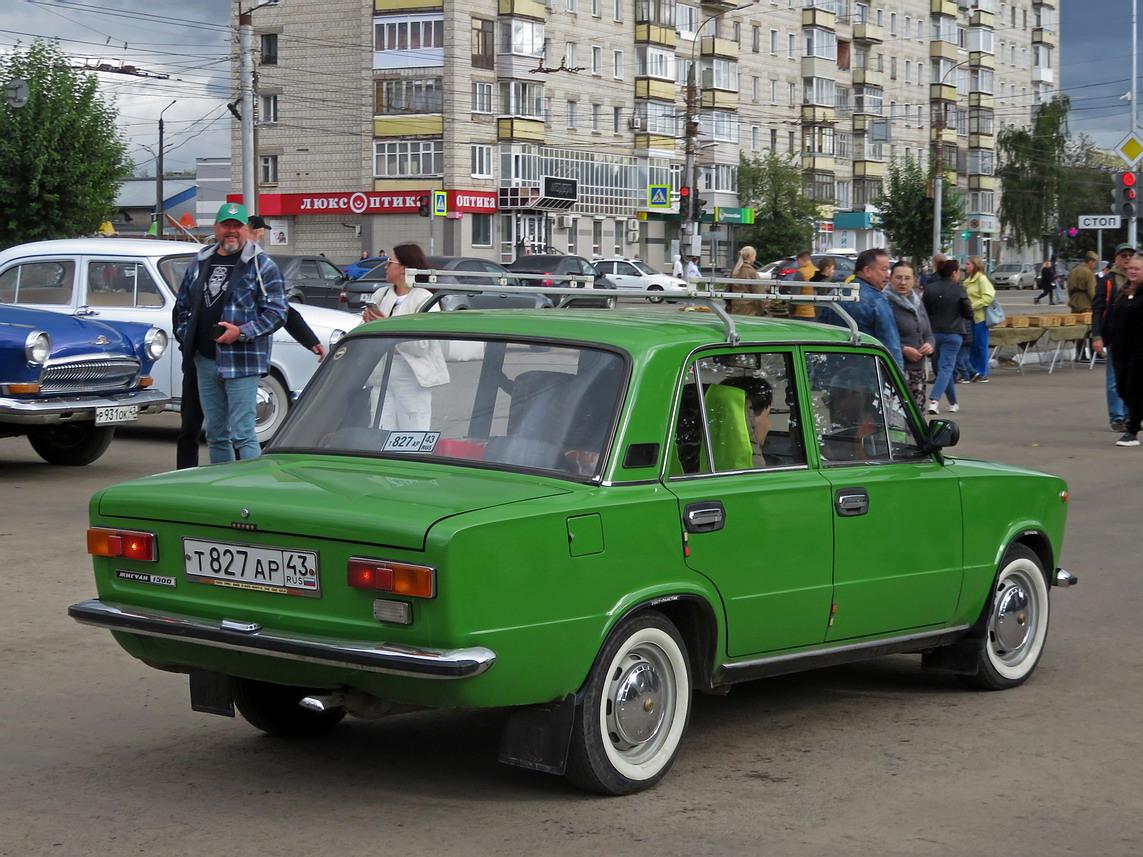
[174,202,288,463]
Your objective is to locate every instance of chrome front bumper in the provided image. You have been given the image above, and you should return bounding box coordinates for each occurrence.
[0,388,170,425]
[68,599,497,679]
[1053,568,1079,587]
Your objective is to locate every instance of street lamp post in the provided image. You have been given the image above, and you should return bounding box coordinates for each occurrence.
[155,99,176,238]
[931,60,972,258]
[681,2,755,259]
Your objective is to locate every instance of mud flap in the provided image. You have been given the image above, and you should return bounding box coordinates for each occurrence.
[498,695,576,775]
[189,670,235,717]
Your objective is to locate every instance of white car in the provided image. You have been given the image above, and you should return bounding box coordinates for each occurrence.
[593,258,687,302]
[0,238,359,441]
[989,263,1038,289]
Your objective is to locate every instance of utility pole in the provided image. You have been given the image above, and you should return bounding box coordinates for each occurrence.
[155,100,176,238]
[1131,0,1138,247]
[932,108,944,258]
[239,8,257,215]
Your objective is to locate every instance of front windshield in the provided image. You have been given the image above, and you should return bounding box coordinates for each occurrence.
[273,334,626,479]
[633,261,658,275]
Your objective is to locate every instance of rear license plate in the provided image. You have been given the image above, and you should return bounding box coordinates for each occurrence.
[96,405,138,424]
[183,538,320,597]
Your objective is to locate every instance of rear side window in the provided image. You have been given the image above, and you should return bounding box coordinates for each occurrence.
[0,260,76,305]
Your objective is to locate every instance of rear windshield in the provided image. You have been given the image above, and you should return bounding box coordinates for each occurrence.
[272,334,626,479]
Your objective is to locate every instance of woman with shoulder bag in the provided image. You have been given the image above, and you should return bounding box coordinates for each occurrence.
[922,258,974,413]
[964,256,996,381]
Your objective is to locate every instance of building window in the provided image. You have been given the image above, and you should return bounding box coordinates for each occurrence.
[472,213,493,247]
[970,68,994,94]
[376,78,443,114]
[701,110,738,142]
[471,144,493,177]
[592,220,602,256]
[566,42,577,67]
[376,15,444,51]
[592,103,602,131]
[635,0,675,25]
[805,171,835,203]
[259,154,278,185]
[752,125,760,149]
[637,46,675,79]
[803,27,837,60]
[788,130,796,153]
[788,32,796,59]
[259,93,278,124]
[675,3,697,36]
[500,18,545,55]
[769,78,778,103]
[614,106,622,132]
[592,0,602,16]
[613,0,623,22]
[373,140,443,177]
[613,50,624,78]
[889,57,897,80]
[702,57,738,90]
[752,24,761,52]
[835,179,850,209]
[499,80,544,117]
[567,0,578,11]
[803,77,835,107]
[770,128,778,150]
[471,18,494,69]
[634,99,678,134]
[259,33,278,65]
[889,12,896,34]
[803,125,835,154]
[769,28,778,54]
[567,100,578,128]
[471,81,493,113]
[700,163,738,192]
[853,178,881,206]
[592,45,603,74]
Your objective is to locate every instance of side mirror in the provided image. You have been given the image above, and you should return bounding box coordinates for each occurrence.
[927,419,960,449]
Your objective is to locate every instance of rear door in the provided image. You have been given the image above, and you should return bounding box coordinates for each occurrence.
[803,350,963,641]
[664,348,835,657]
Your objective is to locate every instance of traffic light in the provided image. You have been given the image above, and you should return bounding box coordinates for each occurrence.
[1112,171,1139,218]
[678,186,691,216]
[691,189,708,220]
[417,195,431,217]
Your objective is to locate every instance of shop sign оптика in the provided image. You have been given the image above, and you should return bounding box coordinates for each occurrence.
[235,190,499,216]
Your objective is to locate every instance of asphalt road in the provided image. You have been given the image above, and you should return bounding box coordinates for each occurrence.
[2,306,1138,856]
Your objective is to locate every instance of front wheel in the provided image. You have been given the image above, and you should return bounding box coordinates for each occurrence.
[255,373,290,444]
[28,423,115,465]
[646,285,664,304]
[566,611,691,795]
[232,678,345,738]
[960,544,1050,690]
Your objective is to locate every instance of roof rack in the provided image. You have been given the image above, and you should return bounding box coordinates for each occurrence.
[402,268,861,346]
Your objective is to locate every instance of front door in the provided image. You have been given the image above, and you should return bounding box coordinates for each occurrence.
[664,349,835,657]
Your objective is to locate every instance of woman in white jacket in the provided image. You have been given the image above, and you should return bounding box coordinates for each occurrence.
[362,243,449,429]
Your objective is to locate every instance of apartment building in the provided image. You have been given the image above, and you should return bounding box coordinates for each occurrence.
[237,0,1057,269]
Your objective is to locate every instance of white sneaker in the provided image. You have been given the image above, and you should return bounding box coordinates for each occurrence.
[948,403,960,413]
[927,400,939,414]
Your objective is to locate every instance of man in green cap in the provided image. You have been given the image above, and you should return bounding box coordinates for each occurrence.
[173,202,287,463]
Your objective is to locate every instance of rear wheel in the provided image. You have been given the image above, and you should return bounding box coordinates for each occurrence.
[28,423,115,465]
[960,544,1050,690]
[232,678,345,738]
[566,611,691,795]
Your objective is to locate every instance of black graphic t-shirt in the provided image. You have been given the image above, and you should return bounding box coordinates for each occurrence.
[195,251,239,359]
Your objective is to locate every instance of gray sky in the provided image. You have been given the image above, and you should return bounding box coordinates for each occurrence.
[2,0,1141,170]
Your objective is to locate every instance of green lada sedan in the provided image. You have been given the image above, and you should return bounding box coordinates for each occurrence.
[69,302,1075,795]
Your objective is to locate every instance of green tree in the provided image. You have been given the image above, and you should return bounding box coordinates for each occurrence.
[996,95,1070,255]
[1050,136,1126,259]
[0,40,132,247]
[872,155,964,265]
[737,152,823,260]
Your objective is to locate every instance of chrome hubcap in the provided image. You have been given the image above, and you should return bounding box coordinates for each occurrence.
[993,578,1034,659]
[609,657,665,749]
[255,383,280,429]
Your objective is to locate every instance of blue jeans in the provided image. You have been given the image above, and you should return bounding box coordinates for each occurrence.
[955,335,973,380]
[970,320,991,376]
[1106,345,1127,424]
[931,333,962,405]
[194,355,262,464]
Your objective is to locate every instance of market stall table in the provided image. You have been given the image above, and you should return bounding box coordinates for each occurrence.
[989,326,1047,373]
[1045,324,1091,373]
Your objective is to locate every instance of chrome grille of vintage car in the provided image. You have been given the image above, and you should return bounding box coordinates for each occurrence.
[39,357,141,393]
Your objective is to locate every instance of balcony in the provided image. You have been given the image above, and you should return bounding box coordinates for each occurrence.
[497,117,545,142]
[930,40,959,61]
[852,22,883,43]
[374,0,442,9]
[852,160,885,178]
[700,36,738,59]
[930,82,958,102]
[802,57,836,78]
[1032,28,1057,47]
[635,78,676,101]
[373,116,443,137]
[969,92,995,109]
[931,124,958,144]
[801,105,837,123]
[931,0,958,14]
[634,132,679,151]
[852,67,883,87]
[1031,67,1054,84]
[498,0,546,18]
[969,51,995,69]
[969,9,995,26]
[802,8,837,29]
[802,153,836,172]
[701,89,738,110]
[968,174,996,190]
[634,23,677,47]
[968,132,994,149]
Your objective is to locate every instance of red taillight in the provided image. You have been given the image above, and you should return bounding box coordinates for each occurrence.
[338,288,347,305]
[87,527,157,562]
[347,557,435,598]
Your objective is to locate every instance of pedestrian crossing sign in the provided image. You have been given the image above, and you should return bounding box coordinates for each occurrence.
[433,191,448,217]
[648,185,670,208]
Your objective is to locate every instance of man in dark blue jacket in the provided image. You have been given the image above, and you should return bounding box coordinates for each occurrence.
[823,248,904,368]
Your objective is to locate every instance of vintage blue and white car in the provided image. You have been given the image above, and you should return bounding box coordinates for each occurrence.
[0,304,169,465]
[0,239,359,441]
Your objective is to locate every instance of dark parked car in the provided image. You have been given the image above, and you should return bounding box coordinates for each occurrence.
[270,255,352,309]
[348,257,555,311]
[506,255,617,308]
[0,304,169,464]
